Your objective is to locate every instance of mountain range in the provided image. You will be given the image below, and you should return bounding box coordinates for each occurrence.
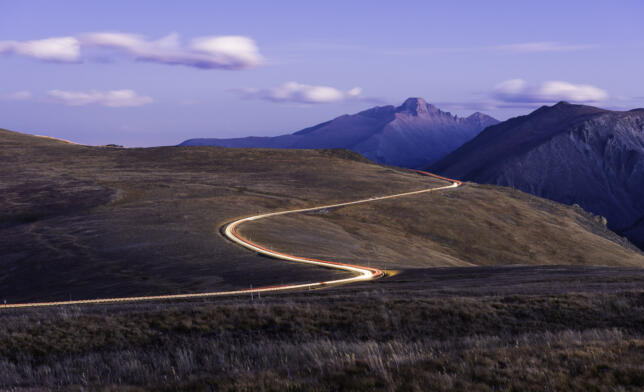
[431,101,644,249]
[180,97,498,168]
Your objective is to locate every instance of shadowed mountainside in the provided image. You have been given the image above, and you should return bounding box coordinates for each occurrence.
[1,127,643,303]
[180,98,498,168]
[431,102,644,250]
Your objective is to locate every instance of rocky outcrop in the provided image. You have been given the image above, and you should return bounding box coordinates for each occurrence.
[432,102,644,249]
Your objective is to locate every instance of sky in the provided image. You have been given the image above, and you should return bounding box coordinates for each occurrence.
[0,0,642,146]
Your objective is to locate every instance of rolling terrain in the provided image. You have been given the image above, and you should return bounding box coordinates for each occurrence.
[241,183,643,269]
[432,102,644,249]
[180,97,498,168]
[2,127,644,391]
[0,128,446,303]
[1,127,643,305]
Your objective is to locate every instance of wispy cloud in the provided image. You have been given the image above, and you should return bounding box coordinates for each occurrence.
[46,89,153,107]
[79,32,262,69]
[0,32,263,70]
[232,82,371,104]
[288,41,595,57]
[438,79,609,113]
[492,79,608,103]
[492,42,595,53]
[0,37,80,62]
[1,90,32,101]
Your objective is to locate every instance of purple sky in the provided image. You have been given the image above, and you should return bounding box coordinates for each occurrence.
[1,0,643,146]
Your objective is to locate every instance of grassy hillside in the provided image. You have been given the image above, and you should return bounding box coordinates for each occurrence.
[1,128,643,304]
[242,183,643,269]
[0,129,444,303]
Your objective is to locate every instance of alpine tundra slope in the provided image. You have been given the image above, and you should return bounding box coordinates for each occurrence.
[2,170,461,309]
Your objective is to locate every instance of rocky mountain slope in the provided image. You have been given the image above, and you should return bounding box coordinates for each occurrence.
[180,98,498,168]
[431,102,644,249]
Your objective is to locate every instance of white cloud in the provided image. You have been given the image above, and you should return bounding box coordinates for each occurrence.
[46,89,153,107]
[347,87,362,97]
[189,36,262,69]
[235,82,365,104]
[0,37,80,62]
[80,32,263,69]
[2,90,32,101]
[493,79,608,103]
[0,32,262,70]
[538,81,608,102]
[495,79,527,95]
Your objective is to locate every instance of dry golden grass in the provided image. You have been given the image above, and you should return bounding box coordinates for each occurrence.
[1,267,643,391]
[241,183,644,269]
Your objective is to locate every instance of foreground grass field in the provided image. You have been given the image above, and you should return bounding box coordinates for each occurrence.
[1,266,643,391]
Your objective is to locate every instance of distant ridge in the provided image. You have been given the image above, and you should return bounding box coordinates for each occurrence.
[34,135,81,145]
[431,101,644,249]
[180,97,498,168]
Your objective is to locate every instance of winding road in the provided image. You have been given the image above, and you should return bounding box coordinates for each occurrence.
[2,170,461,309]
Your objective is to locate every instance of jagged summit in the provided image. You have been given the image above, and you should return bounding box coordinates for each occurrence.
[180,98,499,168]
[466,112,495,122]
[396,97,453,118]
[400,97,427,108]
[396,98,434,115]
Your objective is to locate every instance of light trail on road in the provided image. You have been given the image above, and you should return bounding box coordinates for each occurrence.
[2,170,461,309]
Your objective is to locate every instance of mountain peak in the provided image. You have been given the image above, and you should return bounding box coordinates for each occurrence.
[181,98,497,168]
[398,97,436,115]
[401,97,427,107]
[465,112,500,128]
[467,112,487,120]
